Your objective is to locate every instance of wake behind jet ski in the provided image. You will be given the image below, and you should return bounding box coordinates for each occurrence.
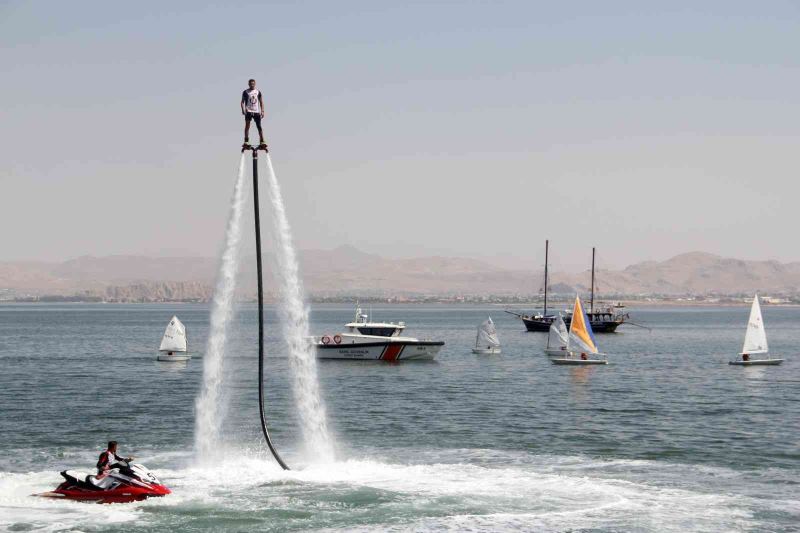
[41,459,170,503]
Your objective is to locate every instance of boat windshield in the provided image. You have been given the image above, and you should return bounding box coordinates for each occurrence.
[356,327,398,337]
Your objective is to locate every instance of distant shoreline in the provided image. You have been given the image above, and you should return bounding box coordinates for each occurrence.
[4,249,800,306]
[3,299,799,308]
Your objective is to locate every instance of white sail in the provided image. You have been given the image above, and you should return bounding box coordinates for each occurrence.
[547,314,569,349]
[159,316,187,352]
[741,295,768,354]
[476,317,500,348]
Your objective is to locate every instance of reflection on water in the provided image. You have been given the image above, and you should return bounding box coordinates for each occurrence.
[156,359,189,372]
[569,365,594,386]
[743,365,766,378]
[741,364,768,397]
[567,365,596,403]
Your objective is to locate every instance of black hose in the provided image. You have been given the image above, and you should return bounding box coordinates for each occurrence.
[251,148,290,470]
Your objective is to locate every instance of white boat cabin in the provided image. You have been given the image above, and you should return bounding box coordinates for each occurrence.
[344,306,405,338]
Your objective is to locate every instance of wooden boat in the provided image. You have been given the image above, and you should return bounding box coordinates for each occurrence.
[508,244,628,332]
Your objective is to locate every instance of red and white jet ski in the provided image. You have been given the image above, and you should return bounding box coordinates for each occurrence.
[41,459,170,503]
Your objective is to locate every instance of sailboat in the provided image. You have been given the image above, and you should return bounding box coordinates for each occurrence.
[729,294,783,366]
[507,244,628,332]
[544,314,569,357]
[156,316,190,362]
[472,317,501,354]
[509,239,555,331]
[551,295,608,365]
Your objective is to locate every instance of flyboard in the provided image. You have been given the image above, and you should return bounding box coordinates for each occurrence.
[243,141,290,470]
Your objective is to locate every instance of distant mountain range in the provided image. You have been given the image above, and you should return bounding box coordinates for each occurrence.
[2,247,799,301]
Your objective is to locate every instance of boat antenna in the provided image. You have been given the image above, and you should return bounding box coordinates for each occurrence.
[543,239,549,317]
[246,142,290,471]
[590,247,596,315]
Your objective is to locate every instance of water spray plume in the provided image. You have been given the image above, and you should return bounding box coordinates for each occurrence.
[263,153,334,463]
[195,153,248,460]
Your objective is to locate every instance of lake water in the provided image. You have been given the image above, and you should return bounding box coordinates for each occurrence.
[0,303,798,532]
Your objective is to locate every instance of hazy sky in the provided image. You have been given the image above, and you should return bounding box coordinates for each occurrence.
[2,1,798,270]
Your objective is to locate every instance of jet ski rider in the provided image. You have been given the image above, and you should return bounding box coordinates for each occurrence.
[96,441,132,477]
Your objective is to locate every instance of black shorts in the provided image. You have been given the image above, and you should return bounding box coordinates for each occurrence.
[245,112,262,127]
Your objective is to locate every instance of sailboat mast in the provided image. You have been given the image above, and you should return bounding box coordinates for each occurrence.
[544,239,549,316]
[590,247,596,315]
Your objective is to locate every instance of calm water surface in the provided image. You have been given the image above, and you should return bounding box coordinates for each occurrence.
[0,303,798,532]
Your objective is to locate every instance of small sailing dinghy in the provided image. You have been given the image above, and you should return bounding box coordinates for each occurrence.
[551,296,608,365]
[544,314,569,357]
[729,294,783,366]
[472,317,501,354]
[157,316,190,362]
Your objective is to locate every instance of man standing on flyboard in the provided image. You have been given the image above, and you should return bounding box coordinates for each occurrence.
[241,78,265,147]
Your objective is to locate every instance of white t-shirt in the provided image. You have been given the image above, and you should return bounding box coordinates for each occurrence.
[243,89,261,114]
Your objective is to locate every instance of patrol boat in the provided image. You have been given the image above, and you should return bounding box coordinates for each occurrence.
[314,305,444,361]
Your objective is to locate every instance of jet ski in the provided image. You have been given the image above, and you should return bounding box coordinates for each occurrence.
[41,459,170,503]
